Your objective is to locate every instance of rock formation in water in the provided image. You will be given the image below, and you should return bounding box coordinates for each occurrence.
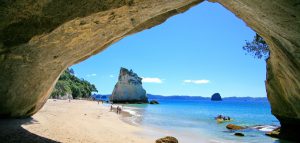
[149,100,159,104]
[211,93,222,101]
[265,127,280,138]
[0,0,299,141]
[226,124,246,130]
[234,132,245,137]
[110,68,148,103]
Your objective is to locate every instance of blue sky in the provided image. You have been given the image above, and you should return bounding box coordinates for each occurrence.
[71,1,267,97]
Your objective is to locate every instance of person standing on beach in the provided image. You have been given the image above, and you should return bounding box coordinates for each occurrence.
[117,106,120,114]
[110,104,113,111]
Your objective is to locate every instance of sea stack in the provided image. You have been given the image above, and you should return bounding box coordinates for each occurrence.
[110,67,148,103]
[211,93,222,101]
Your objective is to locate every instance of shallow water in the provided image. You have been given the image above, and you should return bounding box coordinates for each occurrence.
[122,99,288,143]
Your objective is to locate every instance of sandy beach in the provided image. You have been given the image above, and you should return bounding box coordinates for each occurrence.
[0,99,153,143]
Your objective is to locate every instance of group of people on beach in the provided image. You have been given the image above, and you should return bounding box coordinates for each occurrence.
[116,106,122,114]
[110,104,122,114]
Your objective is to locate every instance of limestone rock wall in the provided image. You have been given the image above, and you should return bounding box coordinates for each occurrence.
[0,0,203,117]
[110,68,148,103]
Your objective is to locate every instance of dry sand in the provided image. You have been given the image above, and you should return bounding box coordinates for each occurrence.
[0,99,154,143]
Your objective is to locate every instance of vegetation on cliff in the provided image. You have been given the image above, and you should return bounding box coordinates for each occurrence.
[243,34,269,60]
[50,68,98,99]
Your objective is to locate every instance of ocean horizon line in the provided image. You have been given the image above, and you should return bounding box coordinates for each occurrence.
[93,93,267,100]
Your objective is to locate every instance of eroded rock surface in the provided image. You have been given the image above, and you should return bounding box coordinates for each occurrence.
[110,68,148,103]
[0,0,203,117]
[0,0,300,141]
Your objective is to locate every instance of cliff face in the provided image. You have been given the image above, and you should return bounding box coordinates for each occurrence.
[110,68,148,103]
[0,0,300,140]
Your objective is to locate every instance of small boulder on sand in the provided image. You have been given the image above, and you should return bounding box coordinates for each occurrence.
[156,136,178,143]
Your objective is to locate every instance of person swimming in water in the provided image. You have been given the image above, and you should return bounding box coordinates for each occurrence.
[215,115,231,121]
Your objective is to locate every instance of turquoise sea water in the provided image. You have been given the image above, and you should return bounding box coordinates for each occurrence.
[122,99,286,143]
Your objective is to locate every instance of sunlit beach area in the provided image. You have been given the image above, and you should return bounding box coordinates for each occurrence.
[0,99,153,143]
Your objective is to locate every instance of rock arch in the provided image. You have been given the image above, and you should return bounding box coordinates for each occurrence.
[0,0,299,140]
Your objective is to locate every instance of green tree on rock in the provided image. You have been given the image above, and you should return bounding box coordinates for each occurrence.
[50,68,98,99]
[243,34,269,60]
[51,80,72,99]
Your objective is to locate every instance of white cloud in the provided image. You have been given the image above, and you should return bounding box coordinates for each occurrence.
[142,77,162,83]
[86,73,97,77]
[109,74,114,78]
[183,79,210,84]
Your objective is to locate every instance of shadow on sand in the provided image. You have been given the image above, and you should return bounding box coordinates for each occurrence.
[0,117,59,143]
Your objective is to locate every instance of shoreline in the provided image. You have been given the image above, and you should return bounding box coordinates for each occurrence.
[118,103,281,143]
[117,104,229,143]
[0,99,154,143]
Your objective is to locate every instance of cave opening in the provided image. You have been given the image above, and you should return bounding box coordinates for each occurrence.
[1,0,299,142]
[67,2,279,142]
